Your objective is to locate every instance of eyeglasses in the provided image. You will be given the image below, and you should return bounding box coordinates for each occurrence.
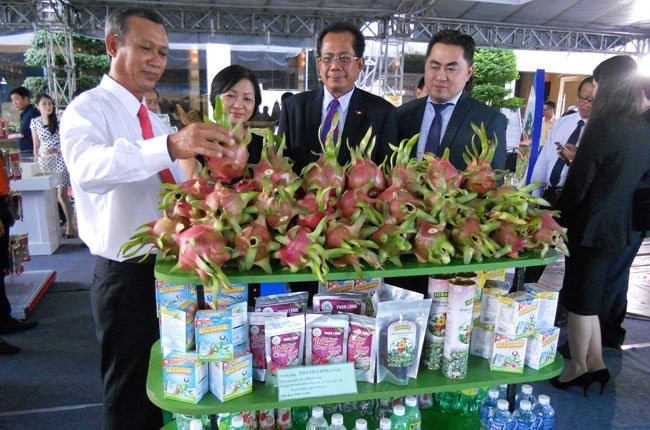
[578,96,594,104]
[319,54,359,65]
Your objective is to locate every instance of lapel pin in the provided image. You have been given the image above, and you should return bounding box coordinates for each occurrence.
[355,110,364,116]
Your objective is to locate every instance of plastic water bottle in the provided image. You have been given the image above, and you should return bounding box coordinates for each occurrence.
[479,388,500,429]
[488,399,512,430]
[374,398,393,422]
[532,394,555,430]
[512,400,536,430]
[292,406,312,430]
[329,413,347,430]
[189,418,204,430]
[515,384,536,410]
[377,418,391,430]
[354,418,368,430]
[436,391,459,414]
[498,384,508,400]
[356,399,376,430]
[417,393,433,410]
[403,396,421,430]
[458,388,479,416]
[307,406,329,430]
[390,405,409,430]
[340,401,358,429]
[229,415,245,429]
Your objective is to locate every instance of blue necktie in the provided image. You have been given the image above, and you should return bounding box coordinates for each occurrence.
[425,102,451,154]
[549,119,584,187]
[320,98,340,143]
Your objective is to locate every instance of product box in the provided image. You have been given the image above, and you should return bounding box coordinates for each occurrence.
[495,292,539,340]
[469,321,494,359]
[155,280,191,316]
[525,327,560,370]
[209,352,253,402]
[162,352,209,404]
[319,279,355,293]
[353,278,382,293]
[160,298,198,355]
[479,280,511,325]
[213,283,249,309]
[195,309,248,362]
[524,283,560,330]
[489,334,528,373]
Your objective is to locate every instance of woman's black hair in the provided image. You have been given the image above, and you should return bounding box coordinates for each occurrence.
[35,93,58,135]
[209,65,262,119]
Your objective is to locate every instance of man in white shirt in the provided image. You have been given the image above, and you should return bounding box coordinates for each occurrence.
[539,100,556,151]
[530,77,595,201]
[60,8,238,430]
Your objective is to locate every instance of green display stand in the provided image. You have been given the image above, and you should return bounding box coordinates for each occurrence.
[154,250,558,284]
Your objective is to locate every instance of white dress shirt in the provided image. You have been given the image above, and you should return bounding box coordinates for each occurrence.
[60,75,178,260]
[530,112,588,196]
[416,91,464,159]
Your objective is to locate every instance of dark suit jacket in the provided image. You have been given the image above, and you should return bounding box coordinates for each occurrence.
[556,115,650,248]
[277,87,399,174]
[396,91,507,170]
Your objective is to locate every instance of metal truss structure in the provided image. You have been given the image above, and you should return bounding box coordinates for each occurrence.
[2,1,648,100]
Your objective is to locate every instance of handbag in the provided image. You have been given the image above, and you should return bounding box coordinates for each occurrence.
[632,187,650,231]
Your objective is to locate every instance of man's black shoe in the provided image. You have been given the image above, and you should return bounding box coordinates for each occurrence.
[0,339,20,354]
[0,318,38,335]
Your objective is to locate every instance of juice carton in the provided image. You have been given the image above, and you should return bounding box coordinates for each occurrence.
[495,292,539,340]
[525,327,560,370]
[319,279,355,293]
[489,334,527,373]
[155,280,190,316]
[479,280,511,325]
[162,352,208,403]
[160,298,198,355]
[195,309,247,362]
[524,283,560,330]
[469,320,494,359]
[208,352,253,402]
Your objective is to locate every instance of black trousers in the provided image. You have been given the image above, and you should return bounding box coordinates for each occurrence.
[91,257,162,430]
[0,195,13,321]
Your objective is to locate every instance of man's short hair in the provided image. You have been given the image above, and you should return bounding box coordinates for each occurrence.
[9,86,31,99]
[316,22,365,58]
[417,76,425,90]
[105,7,165,41]
[578,76,594,94]
[544,100,556,110]
[425,29,475,66]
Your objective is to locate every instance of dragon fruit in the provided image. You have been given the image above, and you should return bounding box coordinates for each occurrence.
[385,134,422,194]
[526,210,569,257]
[413,220,455,265]
[324,215,380,274]
[461,123,498,196]
[370,217,416,267]
[346,127,386,195]
[256,178,304,234]
[422,147,462,190]
[302,112,346,197]
[118,212,189,260]
[491,220,528,258]
[232,216,279,273]
[296,188,336,230]
[450,212,501,264]
[200,181,258,231]
[253,130,300,189]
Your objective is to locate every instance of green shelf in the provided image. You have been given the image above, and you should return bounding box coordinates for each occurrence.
[154,250,558,285]
[147,340,563,416]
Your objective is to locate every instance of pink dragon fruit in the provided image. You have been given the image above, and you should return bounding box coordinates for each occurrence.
[413,220,455,265]
[302,112,346,196]
[461,123,498,196]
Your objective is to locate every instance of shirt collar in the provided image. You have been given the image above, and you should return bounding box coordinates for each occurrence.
[100,75,144,117]
[426,90,463,107]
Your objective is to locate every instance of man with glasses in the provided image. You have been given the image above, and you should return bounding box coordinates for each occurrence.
[396,29,507,170]
[278,22,398,174]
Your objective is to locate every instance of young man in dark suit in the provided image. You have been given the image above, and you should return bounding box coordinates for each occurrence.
[396,29,507,170]
[277,22,398,174]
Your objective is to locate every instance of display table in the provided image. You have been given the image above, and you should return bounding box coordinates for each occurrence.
[147,340,562,415]
[11,172,62,255]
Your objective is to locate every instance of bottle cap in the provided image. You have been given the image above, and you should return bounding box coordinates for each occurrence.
[393,404,405,416]
[331,414,343,425]
[497,399,509,410]
[311,406,324,418]
[405,396,418,407]
[230,415,244,428]
[520,400,531,411]
[355,418,368,430]
[379,418,392,429]
[189,419,203,430]
[537,394,550,405]
[488,388,500,398]
[522,384,533,394]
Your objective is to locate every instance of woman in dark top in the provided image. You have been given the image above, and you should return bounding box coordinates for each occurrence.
[551,56,650,394]
[181,65,264,178]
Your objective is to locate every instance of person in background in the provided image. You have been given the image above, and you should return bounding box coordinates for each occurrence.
[396,29,507,170]
[550,55,650,394]
[60,8,239,429]
[180,64,263,178]
[278,22,398,174]
[30,93,75,239]
[562,105,578,117]
[8,86,40,155]
[540,100,556,151]
[0,149,38,354]
[415,76,427,98]
[144,88,172,131]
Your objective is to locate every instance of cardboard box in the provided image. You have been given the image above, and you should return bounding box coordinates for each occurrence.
[209,353,253,402]
[479,280,511,325]
[195,308,248,362]
[155,280,191,316]
[160,298,198,355]
[162,352,208,404]
[525,327,560,370]
[495,292,539,340]
[470,321,494,359]
[490,334,528,373]
[524,283,560,330]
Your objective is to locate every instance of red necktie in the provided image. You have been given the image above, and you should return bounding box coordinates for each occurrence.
[137,104,175,184]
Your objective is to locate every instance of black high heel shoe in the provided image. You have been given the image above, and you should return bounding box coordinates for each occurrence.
[589,368,610,395]
[549,373,593,396]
